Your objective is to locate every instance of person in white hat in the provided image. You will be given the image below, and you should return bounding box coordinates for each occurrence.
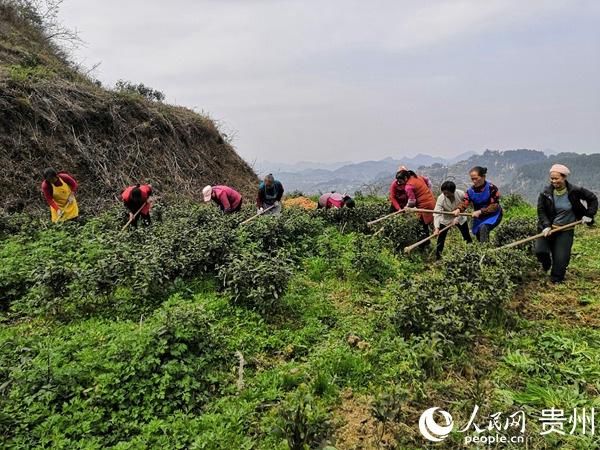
[535,164,597,283]
[202,185,243,213]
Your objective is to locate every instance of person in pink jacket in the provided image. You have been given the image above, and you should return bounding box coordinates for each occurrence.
[202,185,243,213]
[317,192,355,209]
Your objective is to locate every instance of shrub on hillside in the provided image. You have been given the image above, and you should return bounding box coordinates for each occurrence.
[493,217,538,248]
[393,246,534,344]
[312,203,389,233]
[378,214,425,255]
[1,204,236,320]
[115,79,165,102]
[0,210,48,239]
[237,209,324,257]
[218,247,295,312]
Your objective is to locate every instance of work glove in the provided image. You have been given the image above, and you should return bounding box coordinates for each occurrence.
[257,207,264,214]
[542,227,552,237]
[274,201,280,206]
[433,228,440,236]
[451,217,459,226]
[472,210,482,218]
[582,216,593,224]
[67,194,75,205]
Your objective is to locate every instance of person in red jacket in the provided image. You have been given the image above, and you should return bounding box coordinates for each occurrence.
[121,184,153,227]
[202,185,243,213]
[389,178,408,212]
[41,168,79,222]
[395,168,436,241]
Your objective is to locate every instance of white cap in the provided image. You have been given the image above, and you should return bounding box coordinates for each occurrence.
[202,185,212,202]
[549,164,570,177]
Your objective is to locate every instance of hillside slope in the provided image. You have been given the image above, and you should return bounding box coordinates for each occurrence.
[0,2,257,212]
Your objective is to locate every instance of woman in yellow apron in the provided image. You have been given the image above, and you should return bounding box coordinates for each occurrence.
[41,168,79,222]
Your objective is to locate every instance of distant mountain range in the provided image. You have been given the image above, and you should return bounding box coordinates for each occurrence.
[269,152,477,195]
[274,149,600,203]
[258,151,476,175]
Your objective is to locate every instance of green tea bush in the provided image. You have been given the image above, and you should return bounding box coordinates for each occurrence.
[312,203,389,233]
[218,247,295,312]
[493,217,538,248]
[0,299,225,448]
[393,246,534,344]
[1,201,332,321]
[1,203,238,321]
[238,209,324,257]
[379,214,425,255]
[0,211,48,239]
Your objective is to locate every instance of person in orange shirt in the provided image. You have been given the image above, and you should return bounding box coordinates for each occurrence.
[41,168,79,223]
[395,168,436,241]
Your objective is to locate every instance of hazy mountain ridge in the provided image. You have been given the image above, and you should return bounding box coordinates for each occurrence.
[278,149,600,202]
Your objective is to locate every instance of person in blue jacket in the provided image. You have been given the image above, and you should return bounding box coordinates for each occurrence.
[256,174,284,215]
[453,166,502,243]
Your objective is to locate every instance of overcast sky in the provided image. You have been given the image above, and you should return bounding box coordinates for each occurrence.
[58,0,600,164]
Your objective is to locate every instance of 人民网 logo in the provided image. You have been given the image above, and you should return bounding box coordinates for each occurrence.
[419,407,454,442]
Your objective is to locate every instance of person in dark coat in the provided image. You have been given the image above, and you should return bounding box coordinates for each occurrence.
[535,164,597,283]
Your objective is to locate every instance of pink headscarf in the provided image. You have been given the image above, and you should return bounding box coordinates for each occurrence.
[549,164,570,177]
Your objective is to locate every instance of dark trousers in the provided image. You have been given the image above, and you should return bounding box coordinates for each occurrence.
[220,198,243,213]
[534,229,574,283]
[475,211,503,243]
[232,199,243,213]
[436,221,472,259]
[419,218,431,247]
[476,223,495,243]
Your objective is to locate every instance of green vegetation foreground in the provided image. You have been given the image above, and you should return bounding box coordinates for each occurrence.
[1,197,599,449]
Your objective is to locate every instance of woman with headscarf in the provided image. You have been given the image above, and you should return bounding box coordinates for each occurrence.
[454,166,502,243]
[535,164,597,283]
[394,168,436,239]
